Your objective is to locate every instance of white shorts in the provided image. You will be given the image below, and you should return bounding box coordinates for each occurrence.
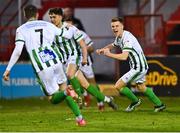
[121,69,148,84]
[78,55,94,78]
[79,64,95,79]
[78,55,92,66]
[37,62,67,96]
[63,54,79,71]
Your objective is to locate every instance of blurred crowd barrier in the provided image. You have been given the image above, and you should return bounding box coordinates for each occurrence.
[0,63,44,99]
[1,55,180,99]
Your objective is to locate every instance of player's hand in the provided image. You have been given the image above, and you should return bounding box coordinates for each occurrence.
[96,49,104,55]
[3,70,10,81]
[81,59,87,66]
[103,48,110,56]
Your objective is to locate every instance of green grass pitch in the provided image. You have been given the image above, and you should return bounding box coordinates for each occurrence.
[0,96,180,132]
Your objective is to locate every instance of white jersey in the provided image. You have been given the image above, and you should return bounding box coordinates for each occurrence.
[55,22,83,62]
[15,20,71,72]
[113,30,148,72]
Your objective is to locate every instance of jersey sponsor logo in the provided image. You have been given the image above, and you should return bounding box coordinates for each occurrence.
[38,49,56,63]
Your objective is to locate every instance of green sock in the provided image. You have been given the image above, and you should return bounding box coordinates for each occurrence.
[50,91,66,104]
[65,96,81,117]
[69,77,82,96]
[80,86,85,94]
[87,84,105,101]
[144,87,162,106]
[120,87,138,102]
[96,85,103,102]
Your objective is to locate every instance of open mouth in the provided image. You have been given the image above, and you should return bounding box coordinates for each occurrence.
[114,31,118,34]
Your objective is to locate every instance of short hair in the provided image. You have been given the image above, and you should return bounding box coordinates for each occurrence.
[111,17,124,24]
[48,7,63,16]
[24,5,37,19]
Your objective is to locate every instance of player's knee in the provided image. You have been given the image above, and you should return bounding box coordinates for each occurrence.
[114,84,121,91]
[136,83,146,92]
[67,73,74,79]
[114,79,126,92]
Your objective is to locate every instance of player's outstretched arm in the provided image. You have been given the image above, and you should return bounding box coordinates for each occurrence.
[104,50,129,60]
[96,48,105,55]
[96,43,114,55]
[3,44,24,81]
[103,43,114,50]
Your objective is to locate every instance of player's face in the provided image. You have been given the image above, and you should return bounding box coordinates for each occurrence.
[49,13,62,27]
[111,21,124,37]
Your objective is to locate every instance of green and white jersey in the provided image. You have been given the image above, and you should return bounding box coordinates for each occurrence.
[15,20,69,72]
[76,30,93,65]
[55,22,83,62]
[76,30,93,55]
[113,30,148,72]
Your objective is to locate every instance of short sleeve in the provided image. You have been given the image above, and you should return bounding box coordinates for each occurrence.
[122,36,133,52]
[82,31,93,46]
[71,27,83,42]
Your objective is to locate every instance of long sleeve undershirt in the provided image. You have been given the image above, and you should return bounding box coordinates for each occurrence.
[6,44,24,71]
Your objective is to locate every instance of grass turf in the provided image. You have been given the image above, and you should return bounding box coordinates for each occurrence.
[0,96,180,132]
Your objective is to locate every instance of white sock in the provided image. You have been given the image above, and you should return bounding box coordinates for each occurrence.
[83,91,88,96]
[76,115,83,121]
[104,96,110,103]
[97,101,104,106]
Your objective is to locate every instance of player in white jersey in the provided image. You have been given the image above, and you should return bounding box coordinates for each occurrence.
[96,17,166,112]
[2,5,86,126]
[48,8,118,111]
[65,18,105,110]
[48,8,87,106]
